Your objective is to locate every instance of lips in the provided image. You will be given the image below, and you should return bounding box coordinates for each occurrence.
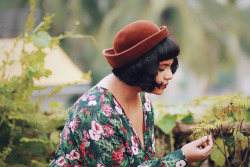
[161,83,168,89]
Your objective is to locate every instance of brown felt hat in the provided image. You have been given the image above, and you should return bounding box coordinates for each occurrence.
[102,20,169,68]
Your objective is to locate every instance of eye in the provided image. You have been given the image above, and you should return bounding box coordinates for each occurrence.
[158,68,165,72]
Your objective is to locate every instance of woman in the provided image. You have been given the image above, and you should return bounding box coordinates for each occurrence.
[50,20,213,167]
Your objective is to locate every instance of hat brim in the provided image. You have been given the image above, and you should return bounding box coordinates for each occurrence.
[102,26,169,68]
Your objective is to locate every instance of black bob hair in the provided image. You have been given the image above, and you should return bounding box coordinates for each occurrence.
[112,37,180,92]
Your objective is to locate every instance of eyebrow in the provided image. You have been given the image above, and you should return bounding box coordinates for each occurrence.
[159,63,171,66]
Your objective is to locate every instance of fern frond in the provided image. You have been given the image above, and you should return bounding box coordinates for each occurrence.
[233,97,249,109]
[214,120,223,127]
[8,114,44,128]
[20,137,48,144]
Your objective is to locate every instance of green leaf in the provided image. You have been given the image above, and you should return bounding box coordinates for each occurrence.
[211,147,225,166]
[237,132,247,141]
[246,109,250,122]
[181,113,194,123]
[44,69,52,78]
[31,31,52,47]
[155,114,177,134]
[210,138,229,166]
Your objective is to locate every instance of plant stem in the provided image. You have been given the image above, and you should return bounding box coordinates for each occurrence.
[220,125,231,166]
[169,131,174,152]
[232,119,245,163]
[232,133,237,164]
[212,138,226,157]
[211,131,231,167]
[214,110,220,121]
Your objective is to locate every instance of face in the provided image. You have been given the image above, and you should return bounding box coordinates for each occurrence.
[151,59,174,95]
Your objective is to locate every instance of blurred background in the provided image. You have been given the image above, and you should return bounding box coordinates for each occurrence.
[1,0,250,106]
[1,1,250,166]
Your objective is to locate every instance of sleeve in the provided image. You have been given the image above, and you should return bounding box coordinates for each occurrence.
[50,101,131,167]
[138,149,188,167]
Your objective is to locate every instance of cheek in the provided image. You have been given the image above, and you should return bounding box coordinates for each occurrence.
[155,74,162,84]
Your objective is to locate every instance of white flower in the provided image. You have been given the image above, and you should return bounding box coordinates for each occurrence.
[152,144,155,153]
[175,160,187,167]
[56,156,66,166]
[115,106,123,114]
[152,133,155,152]
[131,136,138,147]
[113,98,123,115]
[91,121,104,135]
[132,145,139,155]
[152,133,155,144]
[145,93,151,103]
[79,94,89,101]
[69,117,79,133]
[144,102,151,111]
[113,98,120,106]
[89,95,96,100]
[65,150,80,160]
[88,100,97,106]
[89,129,101,141]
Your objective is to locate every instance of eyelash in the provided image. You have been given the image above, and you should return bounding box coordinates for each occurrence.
[159,69,165,72]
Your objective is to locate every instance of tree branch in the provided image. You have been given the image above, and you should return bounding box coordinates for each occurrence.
[173,123,250,135]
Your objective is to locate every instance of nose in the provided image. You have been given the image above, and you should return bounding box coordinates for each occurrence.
[164,69,173,80]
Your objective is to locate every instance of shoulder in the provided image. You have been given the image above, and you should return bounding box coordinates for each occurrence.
[64,85,122,137]
[71,86,109,112]
[68,86,122,125]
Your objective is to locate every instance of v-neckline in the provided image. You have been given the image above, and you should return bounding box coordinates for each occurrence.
[98,86,146,152]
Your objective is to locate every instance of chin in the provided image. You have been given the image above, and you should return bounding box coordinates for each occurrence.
[156,92,164,95]
[151,89,164,95]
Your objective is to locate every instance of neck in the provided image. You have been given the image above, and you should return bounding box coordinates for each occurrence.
[98,74,141,104]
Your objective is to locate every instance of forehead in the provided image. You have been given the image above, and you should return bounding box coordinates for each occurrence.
[159,59,174,65]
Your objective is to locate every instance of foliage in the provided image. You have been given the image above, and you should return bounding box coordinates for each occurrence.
[0,0,91,166]
[154,103,192,135]
[190,94,249,166]
[154,103,195,154]
[154,94,250,166]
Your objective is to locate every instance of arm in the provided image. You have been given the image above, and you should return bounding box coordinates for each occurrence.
[138,149,187,167]
[140,135,213,167]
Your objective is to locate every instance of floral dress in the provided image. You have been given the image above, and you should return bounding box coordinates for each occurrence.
[50,86,188,167]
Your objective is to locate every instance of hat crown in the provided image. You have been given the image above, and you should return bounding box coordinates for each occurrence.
[113,20,160,54]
